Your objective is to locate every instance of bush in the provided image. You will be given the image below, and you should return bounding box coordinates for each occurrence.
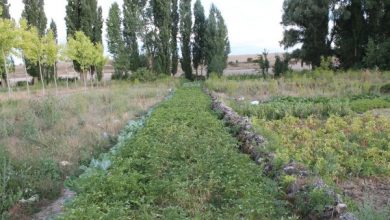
[129,68,162,82]
[380,83,390,94]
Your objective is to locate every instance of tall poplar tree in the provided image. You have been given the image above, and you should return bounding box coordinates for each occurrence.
[49,19,57,41]
[0,1,10,88]
[107,2,128,77]
[151,0,171,74]
[0,0,10,19]
[192,0,206,76]
[205,4,230,76]
[22,0,47,81]
[171,0,179,75]
[123,0,143,71]
[65,0,103,78]
[22,0,47,36]
[180,0,192,79]
[65,0,102,44]
[281,0,332,69]
[334,0,367,69]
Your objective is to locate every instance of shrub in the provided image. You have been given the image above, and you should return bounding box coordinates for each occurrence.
[295,187,334,217]
[380,83,390,94]
[130,68,162,82]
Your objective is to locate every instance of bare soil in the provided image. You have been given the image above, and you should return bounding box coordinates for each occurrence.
[339,177,390,209]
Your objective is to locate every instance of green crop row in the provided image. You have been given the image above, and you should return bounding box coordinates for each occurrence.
[232,95,390,120]
[60,86,291,219]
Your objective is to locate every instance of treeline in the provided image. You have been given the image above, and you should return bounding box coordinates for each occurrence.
[282,0,390,70]
[0,0,230,89]
[106,0,230,80]
[0,0,106,96]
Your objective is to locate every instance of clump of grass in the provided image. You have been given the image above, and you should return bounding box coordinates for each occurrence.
[60,86,291,219]
[354,199,390,220]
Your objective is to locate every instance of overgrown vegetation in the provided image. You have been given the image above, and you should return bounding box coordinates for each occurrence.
[0,81,173,218]
[207,70,390,216]
[59,86,291,219]
[206,70,390,99]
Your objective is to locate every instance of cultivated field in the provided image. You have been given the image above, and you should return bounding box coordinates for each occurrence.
[0,80,176,219]
[206,70,390,218]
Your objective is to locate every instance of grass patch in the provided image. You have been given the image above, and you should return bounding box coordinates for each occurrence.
[60,86,291,219]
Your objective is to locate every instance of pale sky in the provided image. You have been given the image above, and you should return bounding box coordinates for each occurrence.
[9,0,285,55]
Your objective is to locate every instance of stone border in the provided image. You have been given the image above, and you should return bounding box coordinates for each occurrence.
[208,90,356,220]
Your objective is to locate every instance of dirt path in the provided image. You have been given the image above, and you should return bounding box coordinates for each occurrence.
[32,189,76,220]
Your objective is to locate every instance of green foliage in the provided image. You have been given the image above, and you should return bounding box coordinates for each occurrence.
[49,19,58,41]
[65,0,103,73]
[255,113,390,178]
[179,0,192,80]
[233,96,354,120]
[380,83,390,94]
[192,0,206,75]
[60,87,291,219]
[129,68,163,82]
[65,31,95,73]
[354,200,390,220]
[171,0,179,75]
[281,0,331,68]
[0,147,22,217]
[295,187,334,217]
[151,0,172,75]
[334,0,367,69]
[273,54,290,78]
[22,0,47,36]
[350,98,390,113]
[205,4,230,76]
[0,0,10,19]
[107,2,129,77]
[123,0,143,72]
[65,0,102,44]
[258,50,270,77]
[364,38,390,70]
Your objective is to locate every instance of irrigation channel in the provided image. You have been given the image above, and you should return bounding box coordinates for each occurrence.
[45,84,354,219]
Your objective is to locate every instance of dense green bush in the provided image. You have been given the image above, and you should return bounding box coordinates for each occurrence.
[380,83,390,94]
[60,87,291,219]
[129,68,163,82]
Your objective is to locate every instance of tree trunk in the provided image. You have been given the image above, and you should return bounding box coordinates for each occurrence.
[2,49,11,97]
[22,54,30,96]
[53,64,58,95]
[38,59,45,96]
[83,70,87,92]
[89,67,93,89]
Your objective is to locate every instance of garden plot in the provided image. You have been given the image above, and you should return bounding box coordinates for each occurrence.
[59,86,292,219]
[206,71,390,218]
